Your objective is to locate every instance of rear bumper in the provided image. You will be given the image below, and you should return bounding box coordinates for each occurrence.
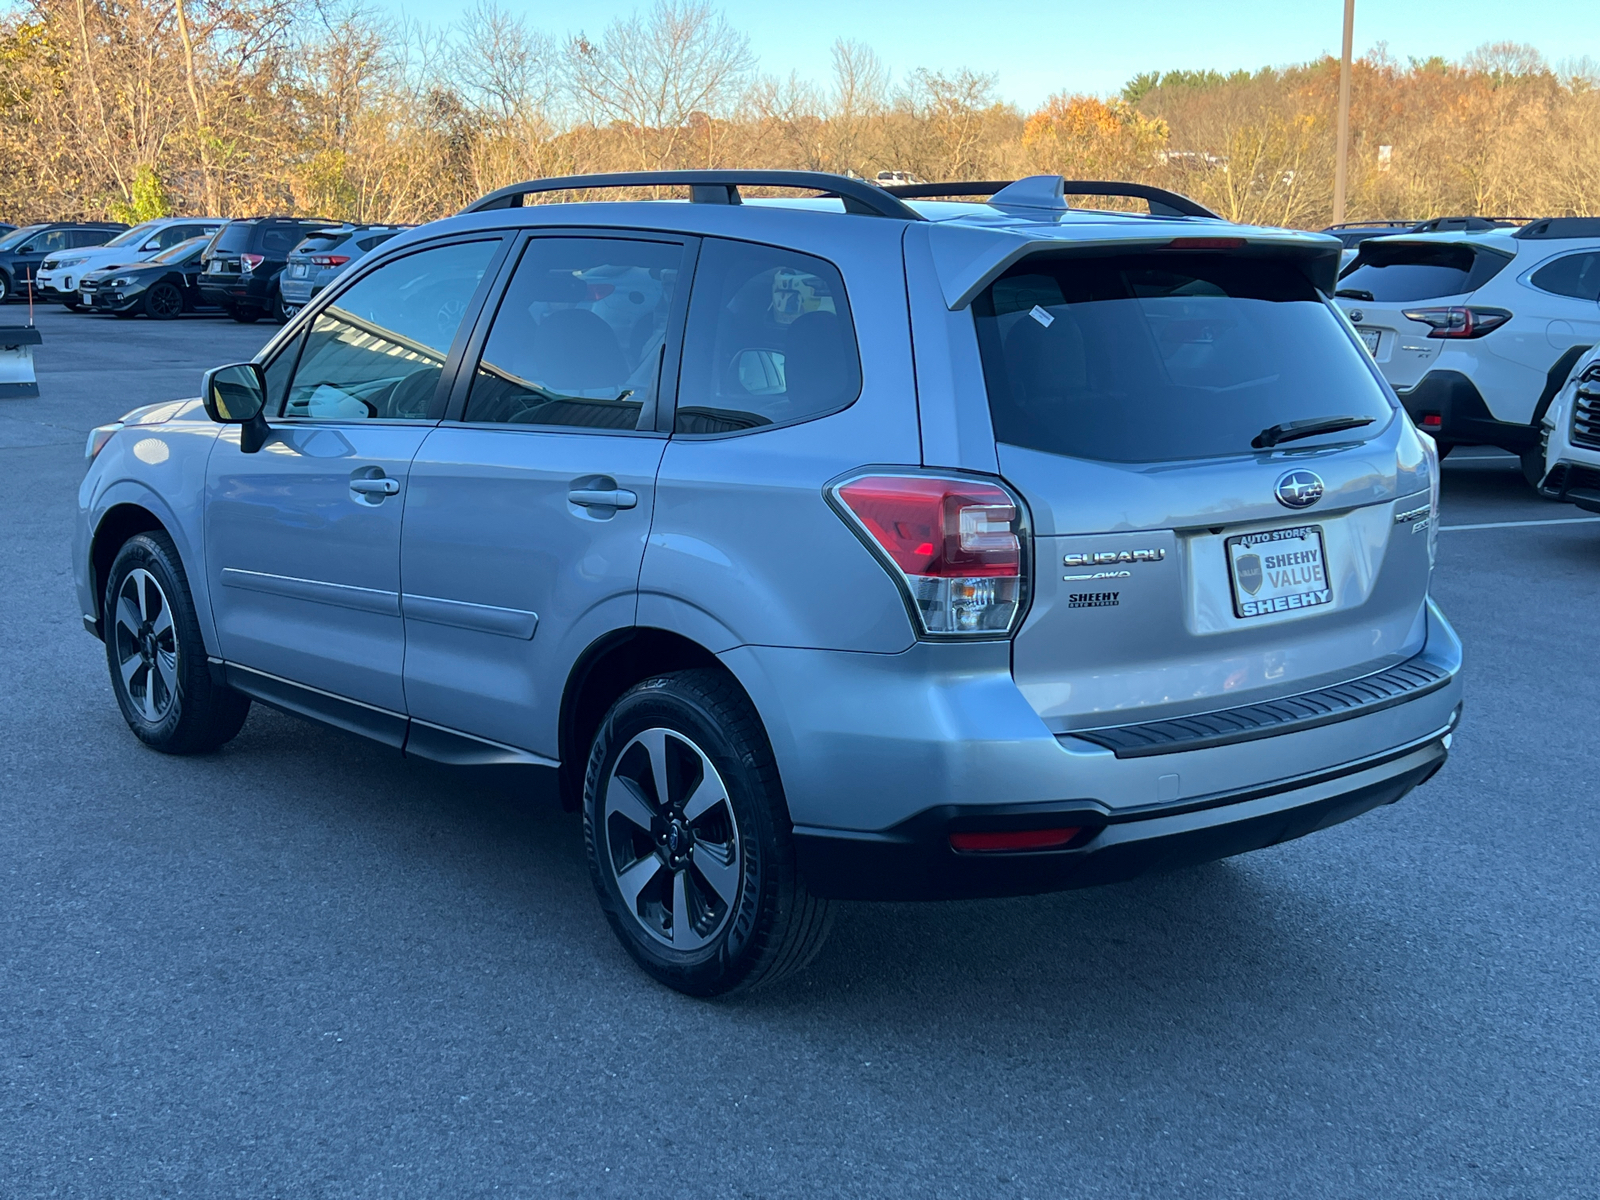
[728,600,1463,902]
[1397,370,1536,452]
[795,728,1451,900]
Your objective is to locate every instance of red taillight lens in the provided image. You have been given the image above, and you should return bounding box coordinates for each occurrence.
[836,476,1019,578]
[240,252,265,272]
[1400,306,1512,339]
[1421,413,1442,428]
[950,827,1080,852]
[309,254,350,268]
[831,474,1026,637]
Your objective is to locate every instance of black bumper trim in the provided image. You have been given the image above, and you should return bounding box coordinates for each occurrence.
[795,733,1450,901]
[1396,370,1537,453]
[1067,641,1455,759]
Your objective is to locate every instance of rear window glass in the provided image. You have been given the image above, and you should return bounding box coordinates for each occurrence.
[1336,240,1512,302]
[260,228,302,255]
[296,232,352,254]
[212,223,255,253]
[358,232,400,252]
[973,253,1393,464]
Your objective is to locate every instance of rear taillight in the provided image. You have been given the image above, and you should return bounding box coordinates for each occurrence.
[309,254,350,268]
[240,253,265,273]
[1400,306,1511,338]
[829,473,1027,637]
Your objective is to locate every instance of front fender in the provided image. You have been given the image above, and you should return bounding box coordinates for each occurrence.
[80,423,219,653]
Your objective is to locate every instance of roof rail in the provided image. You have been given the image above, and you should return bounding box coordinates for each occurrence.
[877,177,1221,219]
[1408,215,1533,233]
[461,170,924,220]
[1322,220,1418,231]
[1511,217,1600,240]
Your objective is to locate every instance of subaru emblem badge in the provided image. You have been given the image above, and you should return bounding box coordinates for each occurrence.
[1275,470,1325,509]
[1349,309,1365,323]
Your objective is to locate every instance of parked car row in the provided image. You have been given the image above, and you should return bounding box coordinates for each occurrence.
[1,215,411,323]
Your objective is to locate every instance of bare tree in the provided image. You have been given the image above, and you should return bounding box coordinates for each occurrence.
[565,0,754,169]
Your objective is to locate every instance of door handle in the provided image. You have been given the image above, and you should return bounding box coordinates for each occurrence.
[350,477,400,496]
[568,488,638,510]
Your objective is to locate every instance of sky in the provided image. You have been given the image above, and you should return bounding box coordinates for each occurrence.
[374,0,1600,107]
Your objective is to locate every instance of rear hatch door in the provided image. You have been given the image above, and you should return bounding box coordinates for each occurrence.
[1333,236,1516,388]
[967,245,1435,734]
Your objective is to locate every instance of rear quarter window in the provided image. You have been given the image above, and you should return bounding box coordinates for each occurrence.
[1529,253,1600,302]
[974,252,1394,464]
[674,239,862,435]
[1337,240,1512,302]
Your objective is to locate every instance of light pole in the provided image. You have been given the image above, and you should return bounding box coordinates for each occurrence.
[1332,0,1355,224]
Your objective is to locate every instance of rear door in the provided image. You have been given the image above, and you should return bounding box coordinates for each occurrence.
[965,248,1432,733]
[1334,238,1514,387]
[398,232,692,759]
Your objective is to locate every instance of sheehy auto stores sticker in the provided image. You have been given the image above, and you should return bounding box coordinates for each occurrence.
[1067,591,1120,609]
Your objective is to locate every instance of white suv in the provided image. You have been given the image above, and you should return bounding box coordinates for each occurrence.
[36,217,224,309]
[1333,217,1600,483]
[1538,343,1600,510]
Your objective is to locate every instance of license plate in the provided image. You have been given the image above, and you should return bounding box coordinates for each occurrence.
[1357,327,1380,355]
[1226,526,1332,618]
[290,263,308,278]
[207,260,228,274]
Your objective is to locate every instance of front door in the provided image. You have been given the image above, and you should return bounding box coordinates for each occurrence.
[204,236,505,728]
[400,233,692,759]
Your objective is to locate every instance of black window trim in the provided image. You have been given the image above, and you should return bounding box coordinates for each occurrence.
[440,227,701,439]
[258,231,516,425]
[664,233,865,441]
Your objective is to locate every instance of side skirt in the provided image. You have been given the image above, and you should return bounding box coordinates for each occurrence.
[213,659,559,769]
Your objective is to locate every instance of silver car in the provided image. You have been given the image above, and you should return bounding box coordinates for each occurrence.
[75,171,1462,996]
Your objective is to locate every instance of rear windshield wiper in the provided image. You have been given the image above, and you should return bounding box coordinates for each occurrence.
[1253,414,1376,450]
[1335,288,1374,301]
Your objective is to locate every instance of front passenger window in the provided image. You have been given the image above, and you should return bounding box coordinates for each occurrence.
[281,239,498,421]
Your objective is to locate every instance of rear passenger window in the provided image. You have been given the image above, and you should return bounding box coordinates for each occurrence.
[675,240,861,435]
[281,239,498,421]
[1530,253,1600,301]
[463,236,684,430]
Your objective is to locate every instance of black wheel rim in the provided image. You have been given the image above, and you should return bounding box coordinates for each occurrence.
[150,285,181,317]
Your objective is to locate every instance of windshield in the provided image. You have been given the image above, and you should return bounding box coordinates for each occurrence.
[150,237,208,264]
[0,225,47,251]
[1336,240,1513,302]
[973,252,1394,464]
[104,222,160,248]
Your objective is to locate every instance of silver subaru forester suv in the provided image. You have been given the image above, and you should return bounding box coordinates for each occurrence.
[75,171,1462,995]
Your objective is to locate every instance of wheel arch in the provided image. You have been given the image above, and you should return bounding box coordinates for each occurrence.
[87,503,173,637]
[558,627,742,810]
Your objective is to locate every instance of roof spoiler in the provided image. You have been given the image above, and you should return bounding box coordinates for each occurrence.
[460,170,923,220]
[880,176,1221,219]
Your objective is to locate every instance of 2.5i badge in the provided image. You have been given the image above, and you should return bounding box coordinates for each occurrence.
[1226,526,1333,618]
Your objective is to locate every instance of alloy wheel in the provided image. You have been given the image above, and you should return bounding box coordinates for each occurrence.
[603,727,742,951]
[148,283,183,319]
[113,567,179,722]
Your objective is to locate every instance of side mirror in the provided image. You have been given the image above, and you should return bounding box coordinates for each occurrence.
[202,362,272,453]
[142,239,162,251]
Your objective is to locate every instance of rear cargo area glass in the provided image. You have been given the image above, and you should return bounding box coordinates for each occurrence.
[973,253,1393,464]
[1336,240,1512,301]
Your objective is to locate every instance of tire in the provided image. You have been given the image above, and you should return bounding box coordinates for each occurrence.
[0,273,10,303]
[144,281,184,320]
[63,300,82,312]
[583,669,833,997]
[231,305,261,324]
[103,532,251,754]
[271,287,290,324]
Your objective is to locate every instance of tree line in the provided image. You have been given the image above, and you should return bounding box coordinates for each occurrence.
[1,0,1596,229]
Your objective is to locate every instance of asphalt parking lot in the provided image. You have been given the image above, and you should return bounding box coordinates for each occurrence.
[3,304,1598,1198]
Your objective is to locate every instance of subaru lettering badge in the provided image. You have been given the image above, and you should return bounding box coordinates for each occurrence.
[1275,469,1324,509]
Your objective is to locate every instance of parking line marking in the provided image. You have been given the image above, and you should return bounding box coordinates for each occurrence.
[1440,517,1600,531]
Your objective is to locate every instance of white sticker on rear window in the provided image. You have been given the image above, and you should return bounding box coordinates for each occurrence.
[1029,304,1054,327]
